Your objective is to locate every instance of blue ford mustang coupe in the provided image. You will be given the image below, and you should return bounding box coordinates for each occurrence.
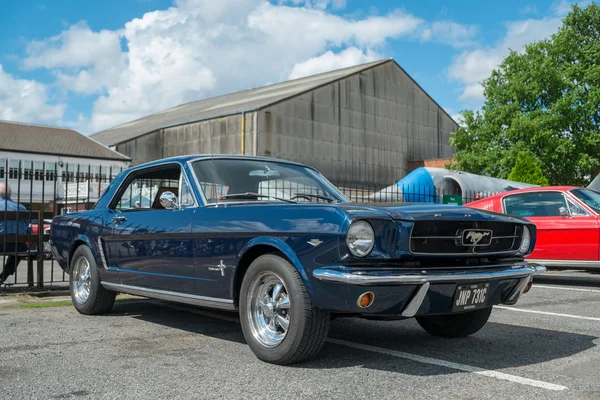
[50,155,545,364]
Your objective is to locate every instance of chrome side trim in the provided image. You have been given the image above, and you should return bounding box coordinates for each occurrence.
[527,259,600,269]
[97,237,109,270]
[401,282,430,317]
[312,263,546,286]
[101,282,236,311]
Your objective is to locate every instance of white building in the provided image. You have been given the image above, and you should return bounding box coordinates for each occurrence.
[0,120,130,213]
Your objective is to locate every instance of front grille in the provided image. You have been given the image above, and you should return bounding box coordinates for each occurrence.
[410,220,523,255]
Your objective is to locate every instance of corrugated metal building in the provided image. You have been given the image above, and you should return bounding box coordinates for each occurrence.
[91,59,458,187]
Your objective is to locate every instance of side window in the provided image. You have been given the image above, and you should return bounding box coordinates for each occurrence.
[503,192,568,217]
[179,176,196,208]
[113,165,182,211]
[566,197,589,216]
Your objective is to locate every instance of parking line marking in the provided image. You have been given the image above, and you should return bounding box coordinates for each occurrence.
[534,284,600,293]
[158,302,567,392]
[327,338,567,391]
[495,305,600,322]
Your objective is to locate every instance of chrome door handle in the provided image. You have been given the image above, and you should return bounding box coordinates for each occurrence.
[112,216,127,224]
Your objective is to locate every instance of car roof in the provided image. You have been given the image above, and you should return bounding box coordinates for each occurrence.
[132,154,310,170]
[466,186,583,205]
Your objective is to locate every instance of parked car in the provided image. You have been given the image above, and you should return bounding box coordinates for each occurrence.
[30,219,53,259]
[50,155,544,364]
[467,186,600,269]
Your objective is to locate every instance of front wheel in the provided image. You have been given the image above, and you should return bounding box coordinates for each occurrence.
[416,307,492,338]
[239,254,330,365]
[69,245,116,315]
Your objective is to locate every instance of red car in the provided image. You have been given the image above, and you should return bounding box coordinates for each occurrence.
[466,186,600,269]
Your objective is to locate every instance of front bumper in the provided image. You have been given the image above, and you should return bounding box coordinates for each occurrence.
[310,262,546,317]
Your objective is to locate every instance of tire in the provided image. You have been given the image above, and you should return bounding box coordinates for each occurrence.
[416,307,492,338]
[239,254,330,365]
[69,245,116,315]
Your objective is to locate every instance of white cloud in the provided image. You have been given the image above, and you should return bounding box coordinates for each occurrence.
[420,21,479,48]
[0,65,64,124]
[24,22,126,95]
[448,17,563,104]
[19,0,478,133]
[289,48,379,79]
[277,0,347,10]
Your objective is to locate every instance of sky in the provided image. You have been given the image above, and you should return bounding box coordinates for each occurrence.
[0,0,582,135]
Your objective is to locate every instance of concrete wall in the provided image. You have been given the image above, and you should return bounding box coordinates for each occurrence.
[116,130,163,166]
[257,62,457,187]
[161,113,257,158]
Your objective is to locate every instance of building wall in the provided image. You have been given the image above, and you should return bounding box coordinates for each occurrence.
[115,130,163,166]
[407,157,455,173]
[112,63,457,187]
[0,150,129,205]
[161,112,257,158]
[257,62,457,187]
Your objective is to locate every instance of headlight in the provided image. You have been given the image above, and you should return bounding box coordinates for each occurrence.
[519,226,531,254]
[346,221,375,257]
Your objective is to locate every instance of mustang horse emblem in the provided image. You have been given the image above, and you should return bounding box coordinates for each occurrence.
[465,231,490,245]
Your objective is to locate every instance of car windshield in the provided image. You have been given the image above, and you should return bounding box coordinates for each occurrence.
[570,189,600,214]
[191,159,348,204]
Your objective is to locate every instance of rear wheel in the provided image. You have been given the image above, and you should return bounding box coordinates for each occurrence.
[416,307,492,338]
[69,245,116,315]
[239,254,330,365]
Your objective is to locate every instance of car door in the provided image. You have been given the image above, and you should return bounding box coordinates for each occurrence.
[503,191,599,261]
[102,163,198,293]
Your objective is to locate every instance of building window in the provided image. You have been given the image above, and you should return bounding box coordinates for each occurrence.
[46,170,55,181]
[9,168,19,180]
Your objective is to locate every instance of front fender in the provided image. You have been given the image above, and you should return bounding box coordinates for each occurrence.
[236,236,314,297]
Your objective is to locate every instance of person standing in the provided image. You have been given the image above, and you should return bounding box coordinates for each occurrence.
[0,183,28,285]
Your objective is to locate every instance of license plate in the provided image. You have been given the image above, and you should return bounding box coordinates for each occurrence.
[452,282,489,312]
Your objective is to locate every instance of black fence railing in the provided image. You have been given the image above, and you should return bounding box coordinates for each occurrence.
[1,159,124,289]
[0,159,499,290]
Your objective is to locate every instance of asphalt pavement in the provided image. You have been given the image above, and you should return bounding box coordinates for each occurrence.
[1,283,599,399]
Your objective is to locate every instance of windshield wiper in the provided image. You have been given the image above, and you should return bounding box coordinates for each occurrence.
[220,192,296,203]
[291,192,336,203]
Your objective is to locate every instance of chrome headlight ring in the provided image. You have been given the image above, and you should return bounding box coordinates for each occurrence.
[346,220,375,257]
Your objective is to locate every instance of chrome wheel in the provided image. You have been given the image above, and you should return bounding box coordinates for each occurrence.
[72,256,91,304]
[247,272,291,348]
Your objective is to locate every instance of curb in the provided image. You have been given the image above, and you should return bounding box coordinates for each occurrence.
[0,286,69,297]
[533,274,600,287]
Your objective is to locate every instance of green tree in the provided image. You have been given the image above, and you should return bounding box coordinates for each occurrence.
[507,152,550,186]
[450,3,600,186]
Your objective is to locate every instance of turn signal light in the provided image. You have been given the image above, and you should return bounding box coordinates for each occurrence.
[523,279,533,294]
[357,292,375,308]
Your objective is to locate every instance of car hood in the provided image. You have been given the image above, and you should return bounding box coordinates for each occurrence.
[336,203,527,224]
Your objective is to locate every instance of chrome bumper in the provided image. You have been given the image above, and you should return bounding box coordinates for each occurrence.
[312,263,546,285]
[313,262,545,317]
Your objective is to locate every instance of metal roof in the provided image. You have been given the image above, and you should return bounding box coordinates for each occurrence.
[91,59,392,146]
[0,120,130,161]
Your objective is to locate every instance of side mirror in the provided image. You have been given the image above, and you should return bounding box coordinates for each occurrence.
[160,191,179,210]
[559,206,570,218]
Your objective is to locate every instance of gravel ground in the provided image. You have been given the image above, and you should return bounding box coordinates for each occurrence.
[1,283,599,400]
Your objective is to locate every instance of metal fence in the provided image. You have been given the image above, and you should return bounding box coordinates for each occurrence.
[1,160,123,289]
[0,160,498,290]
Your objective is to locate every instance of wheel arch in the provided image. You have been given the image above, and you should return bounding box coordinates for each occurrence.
[68,235,98,273]
[232,237,312,306]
